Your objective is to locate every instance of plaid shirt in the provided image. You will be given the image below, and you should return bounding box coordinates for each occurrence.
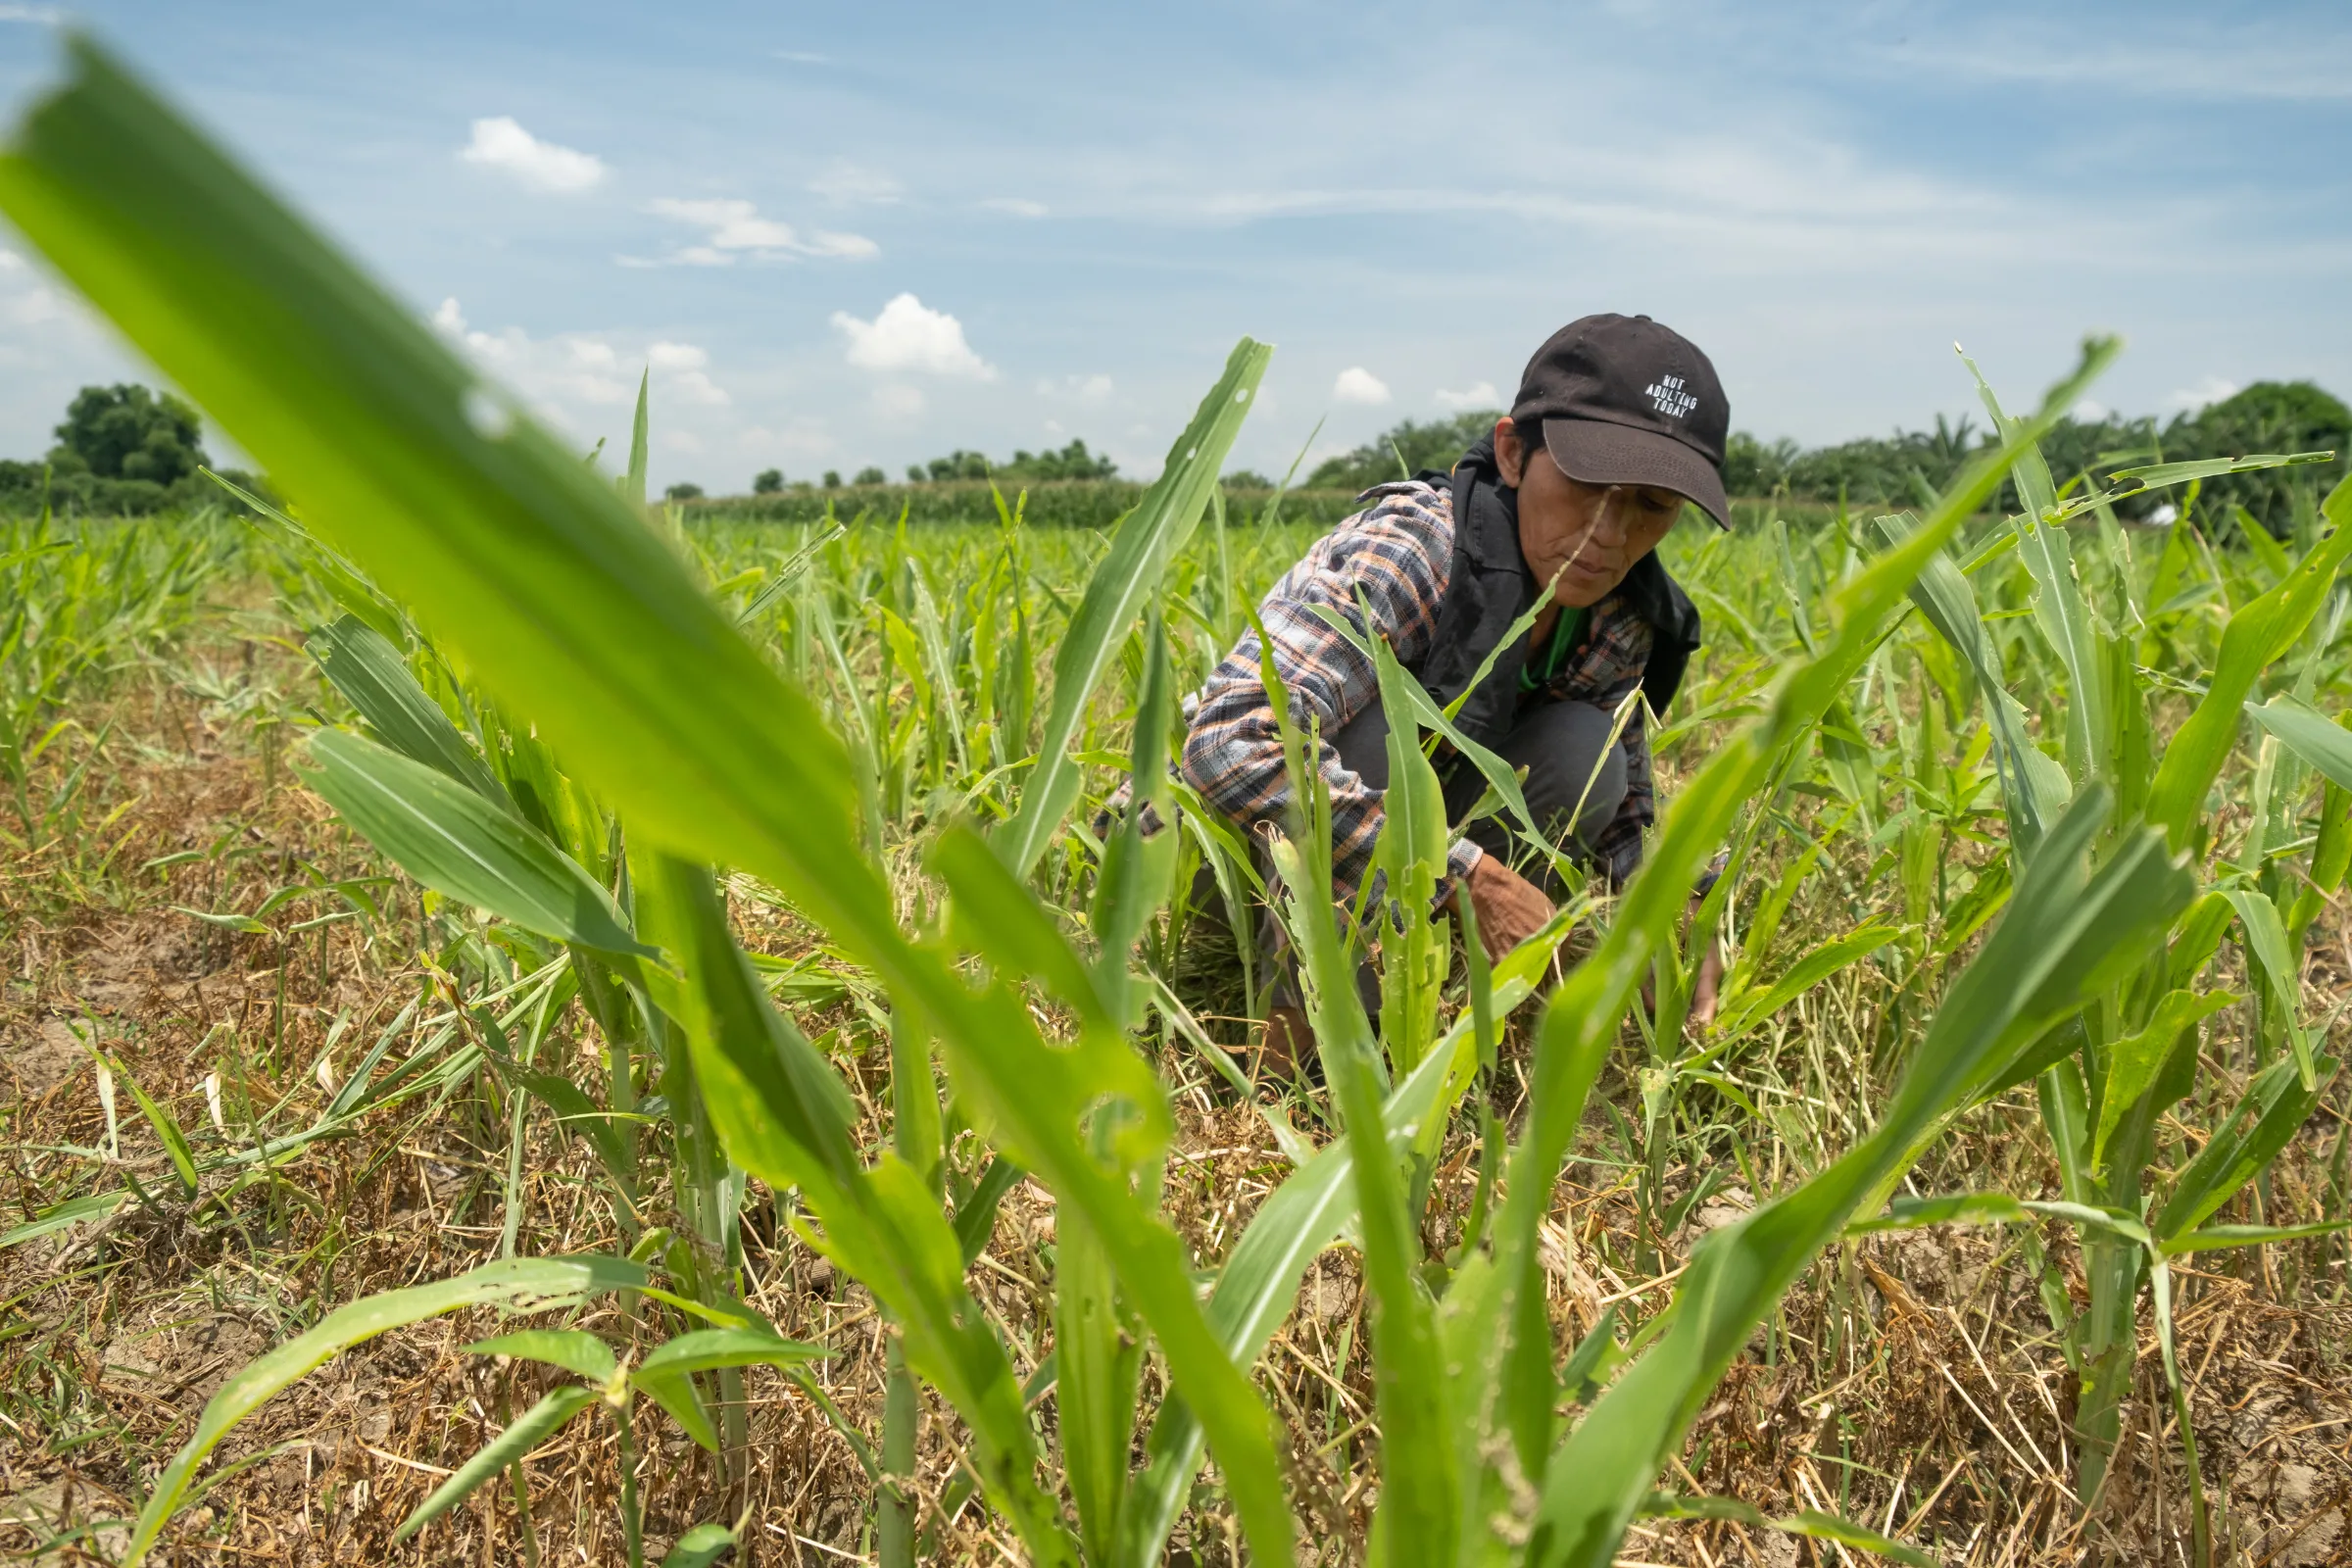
[1181,478,1657,908]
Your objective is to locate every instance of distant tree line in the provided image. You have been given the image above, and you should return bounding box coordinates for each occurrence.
[717,437,1121,501]
[697,478,1368,533]
[0,383,268,514]
[22,377,2337,535]
[1303,385,2347,532]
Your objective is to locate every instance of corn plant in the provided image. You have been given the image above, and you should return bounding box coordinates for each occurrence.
[1837,365,2352,1560]
[8,32,2348,1568]
[396,1319,824,1567]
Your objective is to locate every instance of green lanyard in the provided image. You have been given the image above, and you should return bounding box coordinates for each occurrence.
[1521,604,1589,692]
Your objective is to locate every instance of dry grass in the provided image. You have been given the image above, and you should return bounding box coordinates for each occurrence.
[4,610,2351,1568]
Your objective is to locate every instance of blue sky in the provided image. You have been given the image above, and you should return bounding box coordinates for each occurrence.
[0,0,2344,491]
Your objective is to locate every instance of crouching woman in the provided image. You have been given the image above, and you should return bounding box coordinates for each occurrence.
[1180,314,1733,1072]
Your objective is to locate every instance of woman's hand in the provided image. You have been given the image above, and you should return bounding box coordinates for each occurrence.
[1457,853,1553,962]
[1690,898,1724,1027]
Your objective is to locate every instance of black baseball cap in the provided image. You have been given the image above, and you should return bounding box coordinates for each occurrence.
[1510,313,1731,527]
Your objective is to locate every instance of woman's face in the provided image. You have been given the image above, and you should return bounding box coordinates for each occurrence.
[1496,417,1685,609]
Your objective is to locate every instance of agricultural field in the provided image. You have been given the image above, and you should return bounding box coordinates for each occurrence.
[6,38,2352,1568]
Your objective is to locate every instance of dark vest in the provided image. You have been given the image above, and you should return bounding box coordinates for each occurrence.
[1405,436,1703,758]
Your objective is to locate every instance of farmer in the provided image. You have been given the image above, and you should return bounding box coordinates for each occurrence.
[1182,314,1730,1072]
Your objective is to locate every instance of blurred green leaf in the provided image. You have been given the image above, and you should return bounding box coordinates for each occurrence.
[2245,694,2352,793]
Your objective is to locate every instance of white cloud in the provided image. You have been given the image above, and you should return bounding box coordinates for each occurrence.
[1333,367,1391,406]
[831,294,995,379]
[1435,380,1499,412]
[810,163,903,206]
[2071,397,2112,422]
[2167,375,2239,414]
[872,384,927,419]
[0,6,63,24]
[5,285,60,326]
[774,50,828,64]
[653,197,796,250]
[666,370,729,407]
[429,300,727,420]
[460,117,607,195]
[981,197,1049,219]
[645,198,878,265]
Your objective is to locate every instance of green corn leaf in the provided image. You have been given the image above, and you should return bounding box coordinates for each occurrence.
[1468,423,2084,1558]
[661,1522,738,1568]
[119,1255,644,1566]
[1057,1199,1143,1563]
[733,521,845,628]
[171,905,272,935]
[2039,1059,2093,1208]
[623,368,649,508]
[1271,826,1457,1564]
[2156,1054,2336,1244]
[1706,922,1903,1043]
[914,912,1296,1562]
[1367,613,1453,1076]
[2224,887,2313,1088]
[2166,890,2236,992]
[1528,786,2189,1568]
[636,1325,828,1380]
[204,466,407,642]
[2045,450,2337,524]
[933,823,1115,1035]
[2245,695,2352,793]
[1087,612,1179,1027]
[300,729,650,958]
[634,1367,719,1452]
[1847,1191,2152,1248]
[1641,1493,1936,1567]
[1962,356,2108,784]
[996,337,1270,877]
[953,1154,1023,1269]
[2145,476,2352,853]
[111,1056,198,1199]
[1114,916,1579,1568]
[311,612,508,804]
[0,33,898,978]
[2090,989,2235,1169]
[637,855,1078,1566]
[392,1384,600,1544]
[0,1187,132,1250]
[2161,1220,2352,1256]
[1556,1305,1624,1406]
[476,1037,639,1201]
[0,53,1286,1554]
[1305,600,1540,843]
[1874,510,2064,856]
[464,1328,616,1383]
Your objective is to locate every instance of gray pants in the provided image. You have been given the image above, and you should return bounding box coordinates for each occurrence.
[1333,698,1630,888]
[1264,699,1630,1007]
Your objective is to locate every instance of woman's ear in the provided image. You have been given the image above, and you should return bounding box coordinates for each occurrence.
[1494,416,1524,487]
